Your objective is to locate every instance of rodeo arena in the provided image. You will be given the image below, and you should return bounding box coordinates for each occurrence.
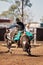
[0,0,43,65]
[0,18,43,65]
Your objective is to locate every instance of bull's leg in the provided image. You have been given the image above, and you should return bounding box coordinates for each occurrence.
[26,46,31,55]
[7,40,12,54]
[17,40,21,48]
[26,41,31,55]
[28,46,31,55]
[28,40,31,55]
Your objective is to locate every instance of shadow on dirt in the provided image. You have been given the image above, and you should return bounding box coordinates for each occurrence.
[27,54,43,57]
[11,53,43,57]
[0,51,43,57]
[0,50,11,54]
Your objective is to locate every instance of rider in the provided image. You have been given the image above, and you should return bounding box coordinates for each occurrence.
[14,18,25,47]
[16,18,25,31]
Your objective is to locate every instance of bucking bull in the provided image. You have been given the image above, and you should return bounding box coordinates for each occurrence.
[4,27,33,55]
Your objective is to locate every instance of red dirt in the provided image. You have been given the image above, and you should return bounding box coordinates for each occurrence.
[0,41,43,65]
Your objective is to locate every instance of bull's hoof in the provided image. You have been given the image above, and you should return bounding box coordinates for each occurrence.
[10,51,12,54]
[29,53,31,56]
[6,49,12,54]
[27,53,31,56]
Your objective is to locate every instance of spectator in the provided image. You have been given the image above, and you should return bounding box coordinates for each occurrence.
[25,24,30,32]
[25,24,34,41]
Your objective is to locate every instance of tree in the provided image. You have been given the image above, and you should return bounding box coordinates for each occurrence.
[0,0,32,23]
[23,0,32,7]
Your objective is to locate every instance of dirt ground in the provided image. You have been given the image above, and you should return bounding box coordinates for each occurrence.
[0,41,43,65]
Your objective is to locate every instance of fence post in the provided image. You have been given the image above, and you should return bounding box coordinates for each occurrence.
[34,28,36,44]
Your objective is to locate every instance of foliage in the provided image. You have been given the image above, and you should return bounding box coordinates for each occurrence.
[0,0,32,23]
